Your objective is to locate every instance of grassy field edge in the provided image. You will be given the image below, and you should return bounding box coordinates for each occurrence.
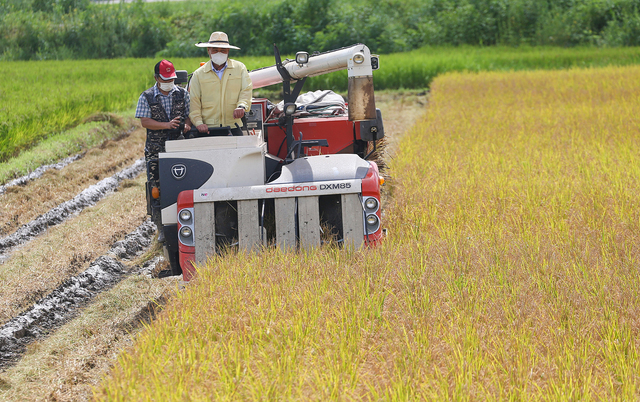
[0,112,137,185]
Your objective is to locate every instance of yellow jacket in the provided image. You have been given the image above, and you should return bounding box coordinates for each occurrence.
[188,58,253,128]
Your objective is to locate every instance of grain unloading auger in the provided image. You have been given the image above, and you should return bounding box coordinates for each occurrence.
[151,44,386,280]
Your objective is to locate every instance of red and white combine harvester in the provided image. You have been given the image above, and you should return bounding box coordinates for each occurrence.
[149,44,385,280]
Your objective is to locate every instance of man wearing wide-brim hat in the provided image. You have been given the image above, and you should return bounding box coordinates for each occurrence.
[189,31,252,136]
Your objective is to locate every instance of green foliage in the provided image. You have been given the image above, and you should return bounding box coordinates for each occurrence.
[1,0,640,61]
[31,0,90,13]
[602,10,640,46]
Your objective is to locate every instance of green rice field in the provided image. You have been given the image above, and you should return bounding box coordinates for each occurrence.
[3,46,640,167]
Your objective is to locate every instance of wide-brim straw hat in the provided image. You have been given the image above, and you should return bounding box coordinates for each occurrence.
[195,31,240,49]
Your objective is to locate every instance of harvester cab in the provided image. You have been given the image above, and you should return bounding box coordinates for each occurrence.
[150,43,386,280]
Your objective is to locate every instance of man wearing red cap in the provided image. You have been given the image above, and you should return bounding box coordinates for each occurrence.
[189,31,252,136]
[135,59,192,241]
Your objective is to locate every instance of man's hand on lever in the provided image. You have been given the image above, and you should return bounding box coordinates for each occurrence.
[233,107,245,119]
[166,117,182,130]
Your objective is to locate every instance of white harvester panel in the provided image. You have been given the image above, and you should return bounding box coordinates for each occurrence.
[160,134,266,224]
[164,134,266,188]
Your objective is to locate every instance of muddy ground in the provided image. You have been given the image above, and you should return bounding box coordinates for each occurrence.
[0,91,427,401]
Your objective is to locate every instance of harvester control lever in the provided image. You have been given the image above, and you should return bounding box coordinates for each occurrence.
[176,115,186,140]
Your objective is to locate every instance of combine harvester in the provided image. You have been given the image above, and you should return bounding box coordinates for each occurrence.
[147,44,386,280]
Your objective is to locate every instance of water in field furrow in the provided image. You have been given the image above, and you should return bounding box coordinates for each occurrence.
[0,159,145,261]
[0,154,83,197]
[0,125,175,397]
[0,127,146,237]
[0,169,151,326]
[0,220,157,370]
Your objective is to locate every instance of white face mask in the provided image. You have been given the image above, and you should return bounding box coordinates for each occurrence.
[210,52,228,66]
[158,81,174,92]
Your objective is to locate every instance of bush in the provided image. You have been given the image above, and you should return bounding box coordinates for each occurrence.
[602,10,640,46]
[1,0,640,61]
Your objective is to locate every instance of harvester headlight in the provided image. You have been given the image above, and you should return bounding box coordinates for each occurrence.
[179,226,193,238]
[179,209,192,222]
[296,51,309,65]
[365,213,381,235]
[284,103,297,116]
[353,53,365,64]
[364,197,379,211]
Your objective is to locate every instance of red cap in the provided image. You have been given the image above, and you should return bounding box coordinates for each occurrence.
[154,60,177,80]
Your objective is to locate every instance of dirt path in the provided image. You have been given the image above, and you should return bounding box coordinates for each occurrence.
[0,91,427,401]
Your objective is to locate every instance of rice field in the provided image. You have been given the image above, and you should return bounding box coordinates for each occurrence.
[0,59,149,162]
[4,46,640,165]
[95,65,640,400]
[309,45,640,91]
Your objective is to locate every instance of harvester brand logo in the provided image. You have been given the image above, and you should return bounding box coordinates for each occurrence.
[266,185,318,193]
[320,183,351,190]
[265,182,351,194]
[171,164,187,180]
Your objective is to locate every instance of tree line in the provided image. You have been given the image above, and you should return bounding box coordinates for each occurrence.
[1,0,640,61]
